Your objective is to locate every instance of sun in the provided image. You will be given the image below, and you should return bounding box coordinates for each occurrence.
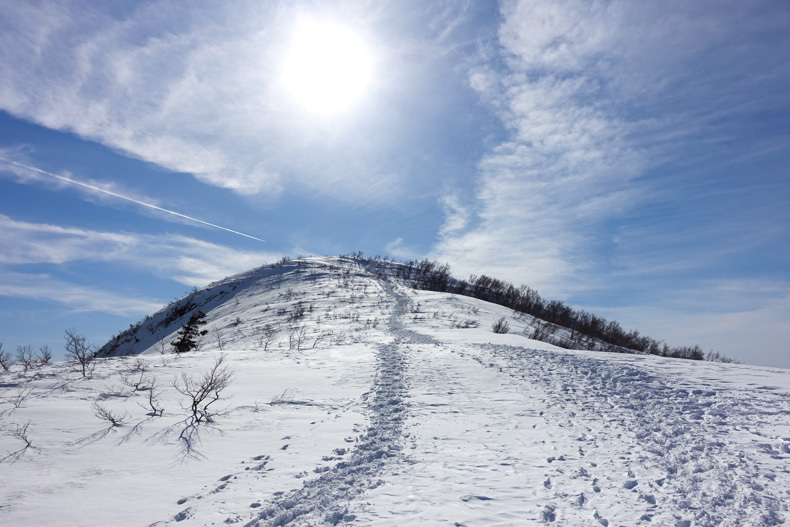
[281,18,373,115]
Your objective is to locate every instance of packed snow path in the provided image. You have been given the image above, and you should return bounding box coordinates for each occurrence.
[239,282,421,526]
[350,322,790,526]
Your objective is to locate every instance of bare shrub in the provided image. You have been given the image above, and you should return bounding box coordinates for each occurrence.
[92,401,129,426]
[312,330,333,349]
[530,320,556,342]
[11,421,33,448]
[256,324,278,351]
[130,359,148,373]
[120,370,145,391]
[154,337,168,355]
[492,317,510,334]
[287,303,306,322]
[16,345,36,373]
[0,343,13,372]
[173,355,234,423]
[270,388,294,405]
[138,376,164,417]
[288,326,307,351]
[211,326,226,351]
[65,329,96,377]
[37,345,52,364]
[8,387,33,409]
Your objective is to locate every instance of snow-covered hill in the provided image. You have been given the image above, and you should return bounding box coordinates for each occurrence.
[1,257,788,526]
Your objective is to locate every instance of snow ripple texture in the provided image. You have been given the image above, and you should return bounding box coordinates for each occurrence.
[481,344,789,526]
[246,283,417,527]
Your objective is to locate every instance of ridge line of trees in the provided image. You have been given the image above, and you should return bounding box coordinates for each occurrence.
[356,254,731,362]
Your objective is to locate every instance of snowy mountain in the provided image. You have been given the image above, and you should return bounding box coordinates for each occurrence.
[1,256,789,526]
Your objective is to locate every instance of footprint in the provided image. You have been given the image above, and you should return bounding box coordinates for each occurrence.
[460,495,494,502]
[593,510,608,526]
[174,507,192,522]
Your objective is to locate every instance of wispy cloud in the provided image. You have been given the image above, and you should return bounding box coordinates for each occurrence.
[0,214,279,286]
[0,270,162,316]
[586,279,790,368]
[432,0,790,297]
[0,1,478,204]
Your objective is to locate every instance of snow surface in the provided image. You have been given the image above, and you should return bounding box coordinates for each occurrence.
[1,257,788,526]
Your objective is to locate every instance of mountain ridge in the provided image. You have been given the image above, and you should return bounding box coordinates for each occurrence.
[97,255,726,363]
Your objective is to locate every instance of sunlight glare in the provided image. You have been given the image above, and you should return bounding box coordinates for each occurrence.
[282,19,373,115]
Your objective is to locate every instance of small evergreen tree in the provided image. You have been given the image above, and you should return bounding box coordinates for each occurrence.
[171,311,209,354]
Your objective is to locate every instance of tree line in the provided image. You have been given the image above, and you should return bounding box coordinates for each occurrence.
[362,255,730,362]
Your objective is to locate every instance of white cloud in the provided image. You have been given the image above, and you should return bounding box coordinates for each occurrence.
[0,0,476,204]
[437,195,469,238]
[587,280,790,369]
[432,0,788,298]
[0,214,280,287]
[0,270,162,316]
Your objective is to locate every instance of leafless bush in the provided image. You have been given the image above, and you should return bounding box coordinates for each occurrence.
[138,376,164,417]
[120,370,145,391]
[212,326,226,351]
[287,303,306,322]
[5,421,33,451]
[16,345,36,373]
[65,329,96,377]
[173,355,234,423]
[154,337,168,355]
[269,388,294,405]
[130,359,148,373]
[288,326,307,351]
[12,421,33,448]
[8,387,33,409]
[37,345,52,364]
[0,343,12,372]
[529,320,556,342]
[312,330,333,348]
[92,401,129,426]
[255,324,278,351]
[492,317,510,334]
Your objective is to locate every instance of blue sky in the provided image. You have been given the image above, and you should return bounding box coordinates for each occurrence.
[1,0,788,367]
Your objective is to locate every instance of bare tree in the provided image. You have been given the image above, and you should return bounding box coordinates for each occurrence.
[16,345,36,373]
[138,376,165,417]
[312,330,333,349]
[257,324,278,351]
[154,337,168,355]
[8,387,33,409]
[0,343,12,372]
[120,370,145,391]
[37,345,52,364]
[64,329,96,377]
[211,326,226,351]
[11,421,33,449]
[173,355,234,423]
[288,326,307,351]
[92,402,129,426]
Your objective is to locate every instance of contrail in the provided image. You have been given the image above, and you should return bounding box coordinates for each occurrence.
[0,157,266,243]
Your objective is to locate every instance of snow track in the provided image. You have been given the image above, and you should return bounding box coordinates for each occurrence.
[478,344,790,526]
[243,283,417,526]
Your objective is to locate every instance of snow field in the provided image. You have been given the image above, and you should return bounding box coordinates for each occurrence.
[1,257,788,526]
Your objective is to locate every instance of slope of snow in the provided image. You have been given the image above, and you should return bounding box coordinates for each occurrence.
[1,257,788,526]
